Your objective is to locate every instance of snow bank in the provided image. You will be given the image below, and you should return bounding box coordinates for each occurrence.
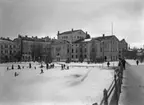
[0,62,115,105]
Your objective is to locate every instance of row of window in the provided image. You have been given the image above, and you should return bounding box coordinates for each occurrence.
[1,44,16,49]
[1,50,16,54]
[71,55,87,59]
[61,36,84,40]
[68,48,87,53]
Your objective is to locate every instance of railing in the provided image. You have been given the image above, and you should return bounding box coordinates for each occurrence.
[93,63,124,105]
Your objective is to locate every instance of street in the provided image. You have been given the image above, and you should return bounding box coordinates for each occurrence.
[119,63,144,105]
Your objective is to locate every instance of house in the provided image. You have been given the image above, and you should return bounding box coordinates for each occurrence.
[119,39,128,58]
[93,34,119,61]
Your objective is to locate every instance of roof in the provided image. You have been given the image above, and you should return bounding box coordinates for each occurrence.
[0,39,14,43]
[82,38,92,42]
[93,35,119,41]
[58,29,83,35]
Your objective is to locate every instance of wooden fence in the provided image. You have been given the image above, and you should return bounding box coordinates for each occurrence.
[93,63,124,105]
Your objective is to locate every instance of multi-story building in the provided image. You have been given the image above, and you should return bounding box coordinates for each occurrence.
[57,29,90,43]
[14,35,51,61]
[0,39,19,63]
[51,40,70,62]
[119,39,128,58]
[93,34,119,61]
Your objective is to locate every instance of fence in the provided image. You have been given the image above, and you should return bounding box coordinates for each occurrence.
[93,63,124,105]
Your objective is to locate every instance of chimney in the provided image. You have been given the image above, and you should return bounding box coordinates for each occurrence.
[72,28,74,32]
[57,31,60,36]
[103,34,105,37]
[86,31,87,35]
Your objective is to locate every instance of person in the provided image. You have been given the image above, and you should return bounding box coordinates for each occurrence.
[122,58,126,70]
[46,63,49,69]
[107,61,110,67]
[14,72,19,77]
[18,65,21,69]
[136,60,139,65]
[12,65,14,70]
[29,63,31,68]
[67,66,69,70]
[40,69,44,74]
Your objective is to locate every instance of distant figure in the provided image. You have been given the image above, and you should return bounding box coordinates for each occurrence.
[122,58,126,70]
[29,63,31,68]
[7,67,9,71]
[22,66,24,69]
[46,63,49,69]
[40,69,44,74]
[107,61,110,67]
[34,67,36,69]
[61,64,64,70]
[12,65,14,70]
[67,66,69,70]
[18,65,21,69]
[14,72,19,77]
[136,60,139,65]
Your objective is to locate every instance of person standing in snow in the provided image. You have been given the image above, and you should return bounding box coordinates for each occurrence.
[107,61,110,67]
[122,58,126,70]
[136,60,139,65]
[40,69,44,74]
[12,65,14,70]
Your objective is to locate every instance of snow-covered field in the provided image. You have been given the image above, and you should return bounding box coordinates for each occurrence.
[0,61,117,105]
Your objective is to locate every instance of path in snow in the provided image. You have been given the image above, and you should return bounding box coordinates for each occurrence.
[119,60,144,105]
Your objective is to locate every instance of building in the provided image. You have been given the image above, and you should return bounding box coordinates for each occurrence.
[14,35,51,62]
[93,34,119,61]
[119,39,128,58]
[57,29,90,43]
[51,40,70,62]
[0,39,18,63]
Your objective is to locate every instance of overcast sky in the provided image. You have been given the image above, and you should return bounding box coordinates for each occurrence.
[0,0,143,48]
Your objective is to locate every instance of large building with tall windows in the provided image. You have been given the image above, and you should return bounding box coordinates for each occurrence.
[93,34,120,61]
[0,29,128,63]
[52,29,124,62]
[57,29,90,43]
[0,39,19,63]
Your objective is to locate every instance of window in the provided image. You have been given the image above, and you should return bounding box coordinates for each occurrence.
[1,45,3,49]
[76,55,78,58]
[67,49,69,53]
[85,48,87,52]
[72,49,74,53]
[76,49,77,53]
[85,55,87,58]
[72,55,73,58]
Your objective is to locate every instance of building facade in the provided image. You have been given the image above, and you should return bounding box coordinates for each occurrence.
[57,29,89,43]
[14,35,51,62]
[119,39,128,58]
[0,39,19,63]
[94,34,120,61]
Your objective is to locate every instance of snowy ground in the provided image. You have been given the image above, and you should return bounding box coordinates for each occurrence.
[126,59,144,65]
[119,59,144,105]
[0,61,118,105]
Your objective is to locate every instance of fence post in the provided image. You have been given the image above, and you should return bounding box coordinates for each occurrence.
[103,89,108,105]
[114,74,118,105]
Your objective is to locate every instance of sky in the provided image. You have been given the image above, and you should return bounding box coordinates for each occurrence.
[0,0,144,48]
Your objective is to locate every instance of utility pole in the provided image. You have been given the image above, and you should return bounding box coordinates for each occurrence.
[111,22,113,35]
